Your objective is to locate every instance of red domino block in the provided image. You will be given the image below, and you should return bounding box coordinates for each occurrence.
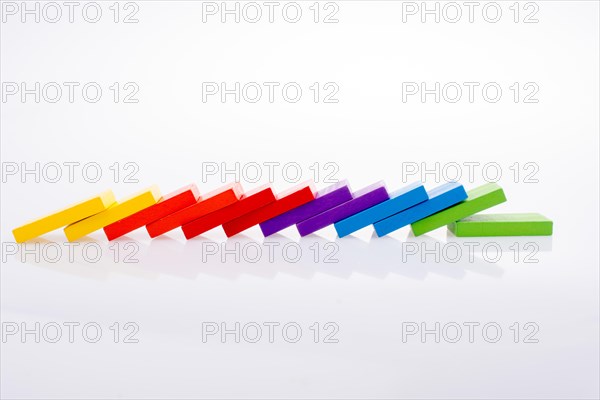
[222,181,316,237]
[103,184,200,241]
[182,184,276,239]
[146,183,243,238]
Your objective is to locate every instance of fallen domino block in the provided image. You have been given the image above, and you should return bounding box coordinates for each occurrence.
[12,190,116,243]
[448,213,553,236]
[103,184,200,241]
[147,183,242,238]
[297,181,389,237]
[222,181,316,237]
[259,180,352,237]
[374,182,467,237]
[182,184,276,239]
[64,186,161,241]
[334,182,428,238]
[411,182,506,236]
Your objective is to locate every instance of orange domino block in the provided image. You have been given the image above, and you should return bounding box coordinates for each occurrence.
[103,184,200,241]
[12,190,116,243]
[181,184,276,239]
[64,186,161,241]
[146,183,243,238]
[222,181,316,237]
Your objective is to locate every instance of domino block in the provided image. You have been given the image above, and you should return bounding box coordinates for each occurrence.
[448,213,553,236]
[103,184,200,241]
[181,184,276,239]
[373,182,467,237]
[146,183,243,238]
[12,190,116,243]
[297,181,389,237]
[222,181,316,237]
[411,182,506,236]
[334,182,428,238]
[64,186,161,241]
[259,180,352,237]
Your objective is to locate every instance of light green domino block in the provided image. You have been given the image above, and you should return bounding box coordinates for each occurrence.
[411,182,507,236]
[448,213,553,236]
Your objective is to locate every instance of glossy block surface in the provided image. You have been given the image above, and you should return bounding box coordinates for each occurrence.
[12,190,116,243]
[373,182,467,237]
[64,186,161,241]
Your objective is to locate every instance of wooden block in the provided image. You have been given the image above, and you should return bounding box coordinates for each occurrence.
[146,183,243,238]
[181,184,276,239]
[259,180,352,237]
[297,181,389,237]
[334,182,428,238]
[222,181,316,237]
[448,213,553,236]
[411,183,506,236]
[374,182,467,237]
[64,186,161,241]
[12,190,116,243]
[104,184,200,241]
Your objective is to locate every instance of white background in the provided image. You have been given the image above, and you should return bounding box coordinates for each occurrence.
[1,1,599,398]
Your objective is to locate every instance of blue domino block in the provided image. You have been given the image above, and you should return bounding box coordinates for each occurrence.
[373,182,467,237]
[334,182,428,238]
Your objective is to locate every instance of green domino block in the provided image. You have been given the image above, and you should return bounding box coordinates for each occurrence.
[448,213,553,236]
[411,182,506,236]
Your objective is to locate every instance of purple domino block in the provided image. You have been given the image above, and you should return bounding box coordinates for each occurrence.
[297,181,390,237]
[259,180,352,237]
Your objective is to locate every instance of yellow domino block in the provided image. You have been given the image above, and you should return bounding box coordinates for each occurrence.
[12,190,116,243]
[64,185,161,241]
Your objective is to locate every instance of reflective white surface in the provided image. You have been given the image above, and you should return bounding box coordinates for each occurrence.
[1,1,599,398]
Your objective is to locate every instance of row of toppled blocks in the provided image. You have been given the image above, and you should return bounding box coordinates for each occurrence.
[12,180,553,243]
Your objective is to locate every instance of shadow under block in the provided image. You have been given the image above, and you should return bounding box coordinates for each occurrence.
[334,182,428,238]
[259,180,353,237]
[181,185,276,239]
[64,186,161,241]
[448,213,553,236]
[411,182,507,236]
[103,184,200,241]
[146,183,243,238]
[12,190,116,243]
[222,181,316,237]
[373,182,467,237]
[297,181,389,237]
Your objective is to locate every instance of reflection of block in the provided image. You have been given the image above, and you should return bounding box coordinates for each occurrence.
[64,186,161,241]
[297,181,389,237]
[334,182,428,238]
[448,213,553,236]
[374,182,467,237]
[146,183,242,238]
[259,180,352,237]
[104,184,200,241]
[411,183,506,236]
[12,190,116,243]
[222,181,316,237]
[182,185,276,239]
